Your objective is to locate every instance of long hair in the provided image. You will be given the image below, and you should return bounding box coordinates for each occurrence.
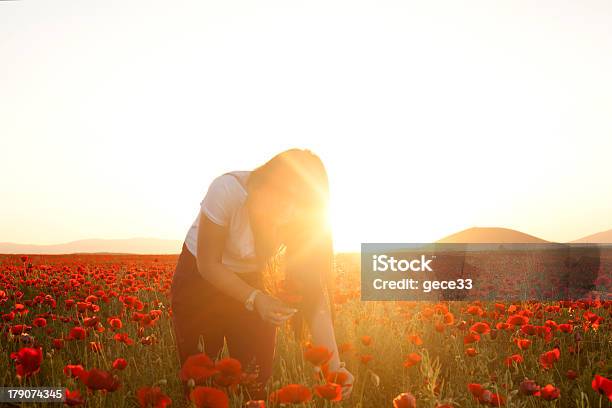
[246,149,335,337]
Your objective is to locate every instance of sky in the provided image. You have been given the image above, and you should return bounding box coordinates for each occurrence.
[1,0,611,252]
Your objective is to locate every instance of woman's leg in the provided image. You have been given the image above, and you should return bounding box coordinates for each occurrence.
[171,300,227,366]
[171,300,227,402]
[171,243,277,400]
[170,243,227,400]
[224,302,277,400]
[171,243,230,359]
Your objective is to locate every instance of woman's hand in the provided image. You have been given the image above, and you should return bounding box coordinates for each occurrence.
[332,366,354,400]
[253,292,297,326]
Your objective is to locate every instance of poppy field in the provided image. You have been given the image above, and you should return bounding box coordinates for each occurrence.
[1,252,611,407]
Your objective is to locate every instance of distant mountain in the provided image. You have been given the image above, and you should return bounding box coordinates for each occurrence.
[4,227,609,255]
[437,227,550,243]
[571,229,612,244]
[0,238,182,255]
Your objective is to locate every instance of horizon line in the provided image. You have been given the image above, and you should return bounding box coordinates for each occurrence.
[2,225,611,251]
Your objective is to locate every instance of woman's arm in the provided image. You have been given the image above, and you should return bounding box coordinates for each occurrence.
[196,213,296,325]
[283,220,354,397]
[305,287,354,399]
[196,213,256,303]
[282,219,341,366]
[305,292,341,370]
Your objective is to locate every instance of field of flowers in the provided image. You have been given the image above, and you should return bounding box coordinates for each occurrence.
[1,252,611,407]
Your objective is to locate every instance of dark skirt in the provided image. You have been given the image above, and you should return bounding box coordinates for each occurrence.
[170,243,277,399]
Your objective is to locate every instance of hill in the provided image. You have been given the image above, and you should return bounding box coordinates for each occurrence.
[0,238,182,255]
[571,229,612,244]
[436,227,550,243]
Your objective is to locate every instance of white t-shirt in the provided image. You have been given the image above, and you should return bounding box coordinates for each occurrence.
[184,171,259,273]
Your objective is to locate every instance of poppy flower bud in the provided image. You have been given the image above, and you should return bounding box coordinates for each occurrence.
[566,369,578,380]
[245,401,266,408]
[519,379,540,396]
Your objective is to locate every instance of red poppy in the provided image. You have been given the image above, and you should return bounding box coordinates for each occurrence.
[535,384,560,400]
[361,335,373,346]
[112,358,128,370]
[14,303,28,315]
[304,345,333,366]
[359,354,373,364]
[136,386,172,408]
[64,364,85,378]
[180,353,219,384]
[149,309,163,319]
[504,354,524,367]
[392,392,416,408]
[406,334,423,345]
[539,348,560,370]
[507,315,529,326]
[189,386,229,408]
[488,393,506,406]
[470,322,491,335]
[494,303,506,313]
[83,316,99,327]
[65,389,84,406]
[10,324,30,335]
[326,370,351,388]
[314,382,342,401]
[443,312,455,325]
[592,375,612,402]
[113,332,134,345]
[496,322,511,331]
[466,305,484,316]
[2,311,15,321]
[514,338,531,350]
[214,358,242,388]
[469,383,505,405]
[534,325,553,342]
[270,384,312,404]
[403,352,422,368]
[520,324,536,336]
[52,338,65,350]
[109,318,123,330]
[68,326,87,340]
[10,346,43,378]
[468,383,484,398]
[463,333,480,344]
[79,368,121,392]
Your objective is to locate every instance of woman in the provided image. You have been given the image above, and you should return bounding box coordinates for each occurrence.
[170,148,354,401]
